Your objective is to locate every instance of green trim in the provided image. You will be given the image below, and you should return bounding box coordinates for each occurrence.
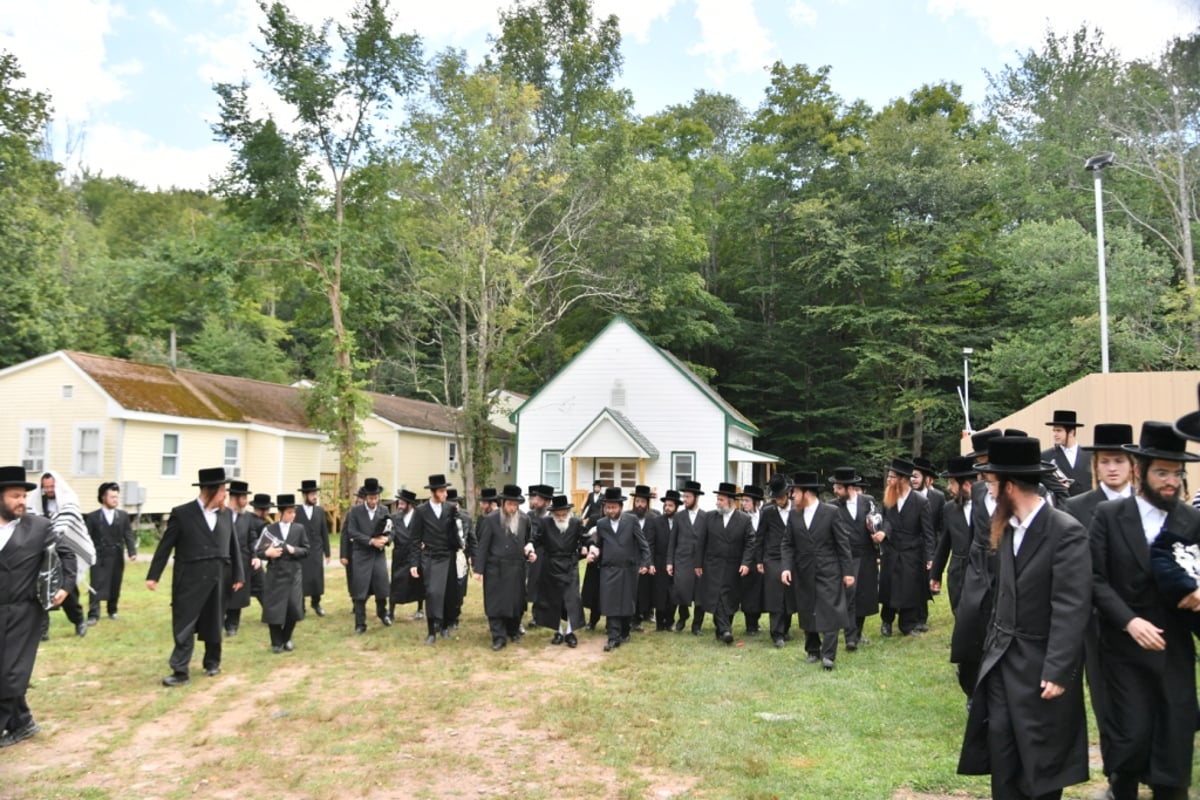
[670,450,696,492]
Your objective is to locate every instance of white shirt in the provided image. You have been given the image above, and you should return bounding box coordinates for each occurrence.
[403,509,414,527]
[896,489,909,514]
[1061,444,1079,468]
[1010,498,1046,555]
[845,497,858,521]
[197,498,218,531]
[984,493,997,517]
[365,504,378,522]
[803,502,817,528]
[0,518,17,553]
[102,507,116,525]
[278,520,291,540]
[962,500,973,527]
[429,502,443,519]
[302,504,315,520]
[1101,483,1132,501]
[688,509,699,525]
[1135,496,1168,545]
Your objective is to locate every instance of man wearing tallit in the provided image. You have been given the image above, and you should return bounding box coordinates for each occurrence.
[27,471,94,639]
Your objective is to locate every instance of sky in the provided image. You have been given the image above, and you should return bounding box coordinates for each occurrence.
[2,0,1197,191]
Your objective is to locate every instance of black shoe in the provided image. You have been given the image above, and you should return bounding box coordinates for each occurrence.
[225,626,236,638]
[620,634,632,644]
[86,617,99,626]
[284,640,294,652]
[673,620,686,632]
[355,625,367,635]
[440,628,452,639]
[805,653,820,663]
[519,625,527,635]
[491,638,506,651]
[603,640,620,652]
[773,637,785,649]
[631,623,644,633]
[40,632,49,642]
[272,645,283,654]
[379,615,393,627]
[720,631,734,645]
[412,610,425,620]
[0,720,40,748]
[903,629,923,637]
[162,673,189,687]
[75,622,88,637]
[313,605,326,617]
[745,628,761,636]
[822,658,835,671]
[846,640,858,652]
[691,626,702,636]
[914,623,930,633]
[565,633,578,648]
[204,667,220,677]
[511,634,524,644]
[551,632,565,645]
[108,612,119,621]
[424,634,437,646]
[584,623,595,632]
[880,622,893,637]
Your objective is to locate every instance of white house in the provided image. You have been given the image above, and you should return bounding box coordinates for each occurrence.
[510,316,778,510]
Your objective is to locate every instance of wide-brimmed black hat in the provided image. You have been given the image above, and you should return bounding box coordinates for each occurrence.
[1123,421,1200,463]
[680,480,704,496]
[298,479,319,494]
[660,489,683,506]
[940,456,977,479]
[446,488,459,502]
[976,437,1056,476]
[713,482,739,498]
[394,488,417,505]
[425,474,451,490]
[767,473,790,497]
[275,493,297,509]
[1174,383,1200,443]
[912,457,939,477]
[96,481,121,502]
[592,478,603,488]
[0,466,36,491]
[478,487,498,503]
[228,480,250,496]
[738,484,763,501]
[549,495,572,512]
[965,429,1002,459]
[498,484,525,502]
[193,467,230,487]
[601,486,627,504]
[250,493,273,510]
[528,484,554,500]
[827,467,863,486]
[1081,423,1135,452]
[886,458,915,478]
[632,485,654,500]
[1047,410,1084,428]
[360,477,384,496]
[790,471,821,490]
[1006,428,1028,437]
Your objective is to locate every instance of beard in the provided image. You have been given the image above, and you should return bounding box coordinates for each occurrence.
[990,488,1014,551]
[634,505,646,519]
[1142,481,1179,512]
[883,482,905,510]
[554,517,569,533]
[502,511,520,536]
[0,503,17,522]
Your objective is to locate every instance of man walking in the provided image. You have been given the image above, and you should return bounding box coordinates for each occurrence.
[257,494,309,653]
[667,480,706,634]
[878,458,935,637]
[830,467,879,650]
[297,479,331,617]
[1042,410,1091,497]
[409,474,463,644]
[344,478,391,634]
[697,482,754,645]
[759,474,795,648]
[84,481,137,625]
[588,487,652,651]
[474,485,536,650]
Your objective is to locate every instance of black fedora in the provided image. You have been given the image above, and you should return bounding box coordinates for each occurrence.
[912,457,939,478]
[360,477,384,496]
[768,473,791,497]
[738,484,763,501]
[275,493,297,509]
[1005,428,1028,437]
[250,493,273,510]
[478,487,498,503]
[714,482,739,498]
[886,458,915,478]
[791,471,821,490]
[1081,423,1135,452]
[680,480,704,496]
[549,494,573,513]
[298,479,319,494]
[1047,410,1084,428]
[96,480,120,503]
[1123,421,1200,463]
[228,480,250,496]
[498,484,525,503]
[394,488,418,505]
[827,467,864,486]
[940,456,977,479]
[193,467,230,487]
[965,429,1002,459]
[1174,383,1200,443]
[0,466,36,491]
[660,489,683,506]
[446,488,459,501]
[976,437,1055,477]
[632,485,654,500]
[425,474,451,490]
[601,486,627,504]
[528,484,554,500]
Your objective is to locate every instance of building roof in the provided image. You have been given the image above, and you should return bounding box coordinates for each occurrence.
[563,407,660,459]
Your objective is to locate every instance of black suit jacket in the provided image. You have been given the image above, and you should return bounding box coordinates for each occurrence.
[1042,445,1091,497]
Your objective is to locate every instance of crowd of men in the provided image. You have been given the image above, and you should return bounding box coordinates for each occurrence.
[3,404,1200,800]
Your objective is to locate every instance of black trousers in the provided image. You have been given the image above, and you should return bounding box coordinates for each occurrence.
[353,598,388,627]
[168,618,221,676]
[804,630,838,662]
[984,670,1063,800]
[605,615,632,643]
[0,694,32,734]
[42,587,84,635]
[880,604,921,634]
[768,611,793,641]
[88,553,126,618]
[487,616,521,641]
[269,621,297,648]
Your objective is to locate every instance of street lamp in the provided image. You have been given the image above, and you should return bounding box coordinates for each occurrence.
[1085,152,1116,373]
[958,347,973,434]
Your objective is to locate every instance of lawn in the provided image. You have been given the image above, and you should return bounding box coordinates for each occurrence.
[2,565,1136,799]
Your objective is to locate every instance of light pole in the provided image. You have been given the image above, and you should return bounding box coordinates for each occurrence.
[958,347,973,434]
[1085,152,1116,373]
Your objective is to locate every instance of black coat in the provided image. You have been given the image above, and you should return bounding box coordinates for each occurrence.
[1064,486,1128,530]
[526,508,548,605]
[343,503,389,602]
[835,494,880,616]
[931,499,973,612]
[257,521,309,625]
[758,502,794,615]
[532,514,588,628]
[696,508,755,616]
[593,513,651,617]
[227,510,258,610]
[388,509,425,605]
[738,509,764,616]
[84,507,135,602]
[634,510,659,617]
[297,504,330,596]
[878,490,934,610]
[667,508,705,606]
[781,502,853,632]
[474,511,532,619]
[409,501,462,620]
[951,483,997,665]
[648,513,673,612]
[1042,445,1091,497]
[958,504,1092,794]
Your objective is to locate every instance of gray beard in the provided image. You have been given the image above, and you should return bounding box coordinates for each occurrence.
[720,506,732,518]
[554,518,569,533]
[502,511,520,536]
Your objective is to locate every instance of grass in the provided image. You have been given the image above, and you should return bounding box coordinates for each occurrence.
[6,565,1173,799]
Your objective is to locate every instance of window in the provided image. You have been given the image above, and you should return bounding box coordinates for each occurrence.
[161,433,180,477]
[541,450,563,492]
[501,445,512,474]
[611,379,626,408]
[447,440,459,472]
[75,426,101,476]
[597,460,637,490]
[672,452,695,491]
[21,425,46,473]
[223,437,241,477]
[61,385,73,399]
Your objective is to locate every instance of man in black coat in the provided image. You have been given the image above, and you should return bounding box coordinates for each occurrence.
[830,467,879,651]
[580,480,604,532]
[878,458,935,638]
[408,474,463,645]
[297,479,331,617]
[911,457,945,632]
[84,480,137,625]
[697,482,755,645]
[256,494,309,653]
[587,487,652,651]
[344,478,391,634]
[958,437,1092,800]
[0,466,76,747]
[630,485,659,632]
[781,471,855,669]
[1090,422,1200,800]
[737,484,765,636]
[533,494,589,647]
[475,485,536,650]
[222,480,255,637]
[667,480,706,634]
[388,489,425,619]
[1042,410,1091,498]
[650,490,680,631]
[146,467,245,687]
[759,474,795,648]
[930,457,977,616]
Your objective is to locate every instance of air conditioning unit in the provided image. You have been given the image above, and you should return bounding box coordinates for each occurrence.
[21,459,39,473]
[230,466,242,477]
[448,460,459,472]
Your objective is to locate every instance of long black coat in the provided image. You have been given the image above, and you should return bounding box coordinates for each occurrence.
[758,502,794,615]
[667,508,705,607]
[648,513,673,612]
[147,500,244,645]
[697,509,754,616]
[526,508,548,605]
[297,504,330,596]
[931,499,973,612]
[1064,486,1127,530]
[388,510,425,605]
[410,501,462,621]
[532,514,588,629]
[0,515,76,699]
[836,494,880,616]
[475,511,532,619]
[878,490,934,610]
[84,507,135,602]
[951,484,997,665]
[343,503,389,602]
[634,510,660,617]
[1042,445,1091,497]
[227,510,258,610]
[1090,497,1200,785]
[738,509,764,616]
[781,503,853,633]
[593,513,651,617]
[257,521,309,625]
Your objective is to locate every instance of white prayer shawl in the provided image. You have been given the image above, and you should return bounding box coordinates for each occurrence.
[27,469,96,568]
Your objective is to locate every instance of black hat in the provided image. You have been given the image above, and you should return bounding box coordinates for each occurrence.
[886,458,915,478]
[714,482,739,497]
[250,493,273,510]
[298,479,319,494]
[965,429,1002,459]
[1005,428,1028,437]
[1123,421,1200,463]
[0,466,36,492]
[1047,410,1084,428]
[1081,423,1135,452]
[602,486,627,504]
[96,480,121,503]
[528,484,554,500]
[940,456,977,479]
[738,484,763,501]
[394,488,417,505]
[228,480,250,496]
[549,495,573,512]
[660,489,683,506]
[193,467,230,487]
[275,493,297,509]
[446,488,459,501]
[827,467,864,486]
[498,484,525,503]
[632,485,654,499]
[768,473,791,497]
[360,477,384,496]
[912,457,939,478]
[425,474,451,490]
[478,487,498,503]
[1174,383,1200,443]
[790,471,821,490]
[976,437,1056,477]
[680,480,704,496]
[592,478,603,488]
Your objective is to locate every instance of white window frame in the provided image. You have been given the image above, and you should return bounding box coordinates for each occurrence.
[672,452,695,491]
[21,423,48,474]
[161,432,181,478]
[541,450,563,493]
[501,444,512,474]
[74,424,103,477]
[447,440,459,472]
[223,437,241,477]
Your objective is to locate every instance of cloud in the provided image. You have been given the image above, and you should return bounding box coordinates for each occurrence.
[73,122,233,191]
[687,0,776,85]
[148,8,176,32]
[927,0,1200,60]
[788,1,818,27]
[594,0,679,43]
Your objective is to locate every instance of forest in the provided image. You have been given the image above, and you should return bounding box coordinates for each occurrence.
[1,0,1197,495]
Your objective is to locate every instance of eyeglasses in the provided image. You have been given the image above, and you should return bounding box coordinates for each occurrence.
[1149,469,1188,482]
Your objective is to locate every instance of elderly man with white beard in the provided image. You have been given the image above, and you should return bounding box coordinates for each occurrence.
[532,495,589,647]
[474,485,536,651]
[588,487,652,652]
[696,483,755,645]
